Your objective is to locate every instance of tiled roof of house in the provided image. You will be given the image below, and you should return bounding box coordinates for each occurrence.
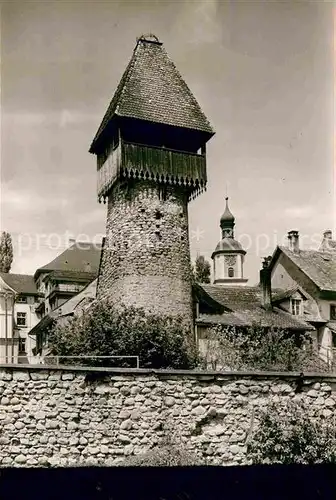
[197,284,313,331]
[0,273,39,295]
[90,36,214,152]
[29,314,54,336]
[197,309,313,331]
[272,286,309,303]
[279,246,336,292]
[35,243,102,279]
[200,285,263,310]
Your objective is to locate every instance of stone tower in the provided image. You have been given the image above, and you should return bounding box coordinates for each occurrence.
[89,35,215,327]
[211,198,248,286]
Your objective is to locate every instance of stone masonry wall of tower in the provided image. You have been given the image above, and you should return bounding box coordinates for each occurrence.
[96,179,193,327]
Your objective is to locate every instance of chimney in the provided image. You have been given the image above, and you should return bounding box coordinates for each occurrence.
[84,262,92,272]
[288,230,299,253]
[260,256,272,310]
[321,230,333,251]
[323,230,332,240]
[68,238,76,248]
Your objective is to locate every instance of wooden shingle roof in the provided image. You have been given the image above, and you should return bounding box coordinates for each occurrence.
[90,35,214,153]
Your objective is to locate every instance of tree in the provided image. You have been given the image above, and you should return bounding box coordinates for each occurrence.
[247,401,336,464]
[48,300,199,369]
[193,255,211,284]
[0,232,13,273]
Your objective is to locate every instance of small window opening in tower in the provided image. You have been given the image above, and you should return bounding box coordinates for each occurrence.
[228,267,235,278]
[155,231,162,241]
[155,210,162,219]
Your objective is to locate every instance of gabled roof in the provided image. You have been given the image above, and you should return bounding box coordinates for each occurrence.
[34,243,102,280]
[0,273,39,296]
[273,246,336,292]
[196,284,313,331]
[89,35,214,153]
[272,286,310,303]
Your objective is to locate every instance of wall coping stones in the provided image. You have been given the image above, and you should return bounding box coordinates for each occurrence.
[1,364,336,381]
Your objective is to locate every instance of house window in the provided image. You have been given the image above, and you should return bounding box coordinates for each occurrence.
[19,337,26,353]
[228,267,235,278]
[330,305,336,321]
[16,296,27,303]
[291,299,302,316]
[16,312,27,327]
[332,333,336,349]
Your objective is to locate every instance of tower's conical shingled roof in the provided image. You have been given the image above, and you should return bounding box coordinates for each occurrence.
[90,34,215,153]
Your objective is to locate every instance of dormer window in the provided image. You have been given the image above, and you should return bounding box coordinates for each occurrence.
[228,267,235,278]
[330,305,336,321]
[16,296,27,303]
[291,299,302,316]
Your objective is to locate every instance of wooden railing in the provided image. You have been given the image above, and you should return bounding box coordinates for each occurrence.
[121,141,206,185]
[97,141,206,199]
[97,144,121,199]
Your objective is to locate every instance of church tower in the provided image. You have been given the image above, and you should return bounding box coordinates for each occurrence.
[211,198,248,285]
[89,35,215,327]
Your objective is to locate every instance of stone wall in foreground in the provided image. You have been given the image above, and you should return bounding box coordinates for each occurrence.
[1,366,336,467]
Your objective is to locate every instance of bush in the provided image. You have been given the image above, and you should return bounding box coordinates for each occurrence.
[200,324,322,372]
[48,300,199,369]
[120,420,204,466]
[247,401,336,464]
[121,445,203,466]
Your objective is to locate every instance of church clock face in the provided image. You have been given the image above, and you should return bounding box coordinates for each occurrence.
[225,255,237,267]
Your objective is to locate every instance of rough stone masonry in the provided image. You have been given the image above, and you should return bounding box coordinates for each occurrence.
[1,366,336,467]
[97,180,193,327]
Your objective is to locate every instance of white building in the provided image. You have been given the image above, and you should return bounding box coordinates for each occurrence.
[211,198,248,286]
[0,273,40,363]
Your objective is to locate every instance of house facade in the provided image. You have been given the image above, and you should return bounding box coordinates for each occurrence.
[34,242,101,318]
[193,282,313,360]
[30,278,98,358]
[267,230,336,363]
[0,273,40,363]
[0,242,101,364]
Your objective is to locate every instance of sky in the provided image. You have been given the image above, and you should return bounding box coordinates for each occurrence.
[1,0,335,284]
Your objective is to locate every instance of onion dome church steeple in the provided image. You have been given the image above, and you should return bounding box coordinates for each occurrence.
[220,197,235,238]
[211,198,248,286]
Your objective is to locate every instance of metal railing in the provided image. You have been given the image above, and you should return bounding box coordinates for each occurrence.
[0,355,140,369]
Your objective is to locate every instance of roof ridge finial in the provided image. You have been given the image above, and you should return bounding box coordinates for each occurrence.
[137,33,162,45]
